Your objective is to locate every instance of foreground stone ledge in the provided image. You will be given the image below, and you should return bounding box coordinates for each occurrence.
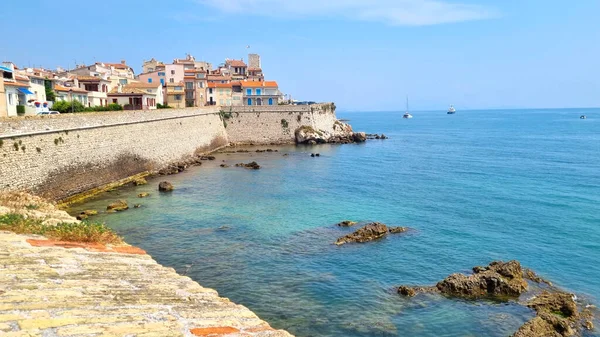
[0,232,292,337]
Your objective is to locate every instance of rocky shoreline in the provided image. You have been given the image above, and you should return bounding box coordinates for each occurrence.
[397,261,596,337]
[0,192,293,336]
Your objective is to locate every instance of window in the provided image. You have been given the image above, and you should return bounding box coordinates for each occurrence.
[171,70,175,75]
[219,99,224,105]
[160,79,165,85]
[256,89,262,96]
[148,78,152,83]
[119,79,128,85]
[269,98,273,105]
[158,72,165,76]
[8,93,13,105]
[246,88,252,95]
[185,82,194,89]
[174,86,183,90]
[199,82,204,88]
[247,98,252,106]
[175,95,182,101]
[113,99,117,103]
[209,88,213,94]
[169,78,174,83]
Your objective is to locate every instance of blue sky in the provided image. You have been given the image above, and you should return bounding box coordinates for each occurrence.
[1,0,599,111]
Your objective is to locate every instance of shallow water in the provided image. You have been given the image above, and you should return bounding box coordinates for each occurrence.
[72,108,600,336]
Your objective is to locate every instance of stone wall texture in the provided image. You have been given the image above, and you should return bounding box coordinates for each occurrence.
[0,104,340,201]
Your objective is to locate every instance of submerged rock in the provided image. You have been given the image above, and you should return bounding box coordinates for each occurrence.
[335,222,389,246]
[220,164,230,168]
[158,181,174,192]
[107,200,129,212]
[336,220,357,227]
[138,193,150,198]
[134,204,142,208]
[201,155,216,161]
[235,161,260,170]
[81,210,98,216]
[388,226,408,234]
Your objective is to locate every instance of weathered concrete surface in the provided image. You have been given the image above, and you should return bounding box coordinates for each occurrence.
[0,232,292,337]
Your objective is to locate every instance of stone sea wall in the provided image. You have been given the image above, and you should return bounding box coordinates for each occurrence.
[224,103,338,144]
[0,104,340,201]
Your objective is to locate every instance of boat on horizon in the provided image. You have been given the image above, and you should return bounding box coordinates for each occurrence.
[447,105,456,114]
[580,115,587,119]
[403,96,413,119]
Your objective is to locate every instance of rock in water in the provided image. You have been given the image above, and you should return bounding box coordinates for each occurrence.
[107,200,129,212]
[389,226,408,234]
[512,291,580,337]
[235,162,260,170]
[81,210,98,216]
[138,193,150,198]
[158,181,174,192]
[133,177,147,186]
[335,222,389,245]
[352,132,367,142]
[435,260,528,298]
[398,286,417,297]
[336,220,357,227]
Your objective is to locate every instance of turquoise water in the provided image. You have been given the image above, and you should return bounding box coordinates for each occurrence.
[73,109,600,336]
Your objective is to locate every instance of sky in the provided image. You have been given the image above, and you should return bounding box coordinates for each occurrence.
[1,0,599,111]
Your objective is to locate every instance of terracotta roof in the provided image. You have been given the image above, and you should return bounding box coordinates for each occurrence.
[15,75,29,81]
[54,85,88,93]
[4,81,30,88]
[208,83,232,88]
[75,75,104,82]
[166,82,184,87]
[108,86,155,95]
[241,80,278,88]
[98,62,131,70]
[127,82,161,89]
[248,67,262,71]
[227,60,247,67]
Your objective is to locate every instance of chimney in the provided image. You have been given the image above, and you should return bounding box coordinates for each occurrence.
[74,78,79,88]
[121,60,126,65]
[117,83,123,93]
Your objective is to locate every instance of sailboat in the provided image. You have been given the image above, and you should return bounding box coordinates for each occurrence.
[403,96,413,119]
[447,105,456,114]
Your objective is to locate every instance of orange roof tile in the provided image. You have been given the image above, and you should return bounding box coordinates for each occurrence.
[127,82,161,89]
[241,80,278,88]
[4,81,30,87]
[208,82,232,88]
[54,85,88,93]
[227,59,247,67]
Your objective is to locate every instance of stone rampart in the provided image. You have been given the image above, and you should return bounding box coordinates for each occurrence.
[0,104,341,201]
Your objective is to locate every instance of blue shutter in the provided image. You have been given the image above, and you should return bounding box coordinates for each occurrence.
[247,98,252,106]
[268,98,273,105]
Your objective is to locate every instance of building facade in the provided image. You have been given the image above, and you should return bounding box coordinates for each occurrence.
[242,81,280,106]
[165,82,185,108]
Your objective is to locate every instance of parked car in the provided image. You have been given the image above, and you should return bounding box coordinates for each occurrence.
[37,111,60,115]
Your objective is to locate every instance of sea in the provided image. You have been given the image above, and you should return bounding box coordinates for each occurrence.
[71,108,600,337]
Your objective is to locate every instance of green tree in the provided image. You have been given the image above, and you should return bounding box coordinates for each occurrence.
[44,79,56,102]
[52,100,85,113]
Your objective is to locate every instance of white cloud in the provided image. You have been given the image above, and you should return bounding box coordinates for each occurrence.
[195,0,496,25]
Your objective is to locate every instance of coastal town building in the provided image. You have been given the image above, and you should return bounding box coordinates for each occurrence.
[0,67,7,117]
[107,83,160,110]
[225,59,247,81]
[142,58,164,73]
[62,61,135,88]
[242,80,280,106]
[207,82,234,106]
[65,76,111,107]
[54,85,89,106]
[165,82,185,108]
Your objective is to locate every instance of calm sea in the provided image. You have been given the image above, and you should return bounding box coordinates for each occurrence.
[72,108,600,336]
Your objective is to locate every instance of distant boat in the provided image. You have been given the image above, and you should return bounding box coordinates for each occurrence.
[447,105,456,114]
[403,96,413,119]
[580,115,587,119]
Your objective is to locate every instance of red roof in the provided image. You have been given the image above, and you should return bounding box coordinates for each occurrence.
[54,85,87,93]
[208,82,232,88]
[227,59,247,67]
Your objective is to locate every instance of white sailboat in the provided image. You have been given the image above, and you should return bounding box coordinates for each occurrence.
[447,105,456,114]
[403,96,413,119]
